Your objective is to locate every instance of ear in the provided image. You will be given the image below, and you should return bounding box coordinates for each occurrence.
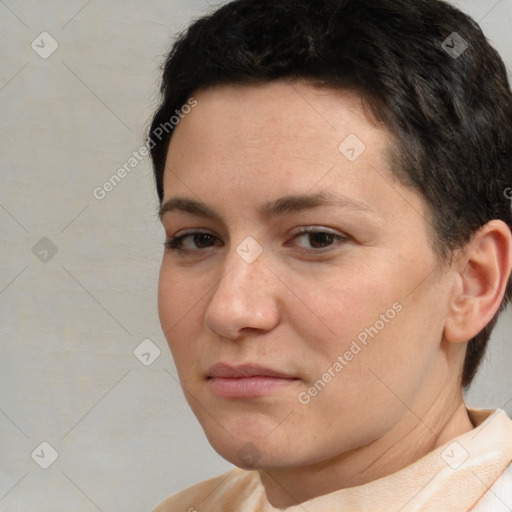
[444,220,512,344]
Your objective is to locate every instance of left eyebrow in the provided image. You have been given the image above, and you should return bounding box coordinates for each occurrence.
[158,191,376,223]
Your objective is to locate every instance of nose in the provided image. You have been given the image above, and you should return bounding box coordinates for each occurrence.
[203,244,281,340]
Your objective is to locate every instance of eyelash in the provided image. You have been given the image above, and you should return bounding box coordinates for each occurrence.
[164,228,348,256]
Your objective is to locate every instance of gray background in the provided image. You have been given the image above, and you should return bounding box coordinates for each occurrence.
[0,1,510,510]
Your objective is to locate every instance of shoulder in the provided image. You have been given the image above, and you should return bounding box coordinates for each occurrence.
[152,468,264,512]
[471,462,512,511]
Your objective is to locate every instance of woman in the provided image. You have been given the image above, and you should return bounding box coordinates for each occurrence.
[149,0,512,509]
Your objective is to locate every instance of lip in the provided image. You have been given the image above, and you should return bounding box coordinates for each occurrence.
[207,363,295,379]
[206,363,299,398]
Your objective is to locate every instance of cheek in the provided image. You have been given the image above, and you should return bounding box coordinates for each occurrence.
[287,260,439,394]
[157,264,177,334]
[157,263,206,353]
[289,263,402,355]
[299,268,446,420]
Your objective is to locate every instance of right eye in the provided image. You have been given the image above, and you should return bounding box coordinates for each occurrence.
[164,231,222,254]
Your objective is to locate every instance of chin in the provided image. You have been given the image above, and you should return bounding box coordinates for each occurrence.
[200,419,317,472]
[209,437,293,470]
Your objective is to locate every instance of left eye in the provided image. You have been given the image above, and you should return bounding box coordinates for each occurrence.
[290,228,347,250]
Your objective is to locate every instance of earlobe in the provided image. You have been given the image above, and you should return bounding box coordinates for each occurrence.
[444,220,512,344]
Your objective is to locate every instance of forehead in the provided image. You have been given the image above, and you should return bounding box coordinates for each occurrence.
[162,81,430,233]
[166,81,389,181]
[173,81,377,143]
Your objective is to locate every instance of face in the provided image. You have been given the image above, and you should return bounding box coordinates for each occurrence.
[157,81,456,471]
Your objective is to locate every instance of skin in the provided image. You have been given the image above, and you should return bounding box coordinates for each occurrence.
[157,81,511,506]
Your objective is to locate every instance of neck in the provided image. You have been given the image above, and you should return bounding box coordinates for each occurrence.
[259,396,474,507]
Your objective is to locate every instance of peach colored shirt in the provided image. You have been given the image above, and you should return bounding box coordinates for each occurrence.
[154,408,512,511]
